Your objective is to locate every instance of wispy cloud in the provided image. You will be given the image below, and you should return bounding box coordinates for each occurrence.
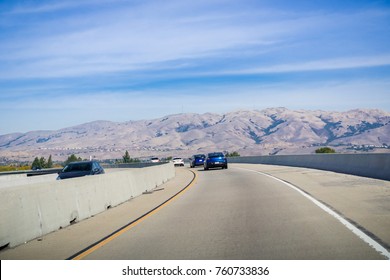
[2,0,125,15]
[0,0,389,134]
[4,0,388,79]
[211,55,390,76]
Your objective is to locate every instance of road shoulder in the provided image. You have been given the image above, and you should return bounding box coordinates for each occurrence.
[233,163,390,250]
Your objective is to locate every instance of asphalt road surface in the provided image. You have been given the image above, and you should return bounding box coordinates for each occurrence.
[1,164,389,260]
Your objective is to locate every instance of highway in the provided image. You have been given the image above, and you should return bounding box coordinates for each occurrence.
[1,164,389,260]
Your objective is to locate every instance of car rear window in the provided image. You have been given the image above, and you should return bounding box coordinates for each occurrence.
[195,154,205,158]
[209,153,224,158]
[64,162,92,172]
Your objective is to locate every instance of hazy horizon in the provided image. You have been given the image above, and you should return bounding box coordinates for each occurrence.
[2,106,390,135]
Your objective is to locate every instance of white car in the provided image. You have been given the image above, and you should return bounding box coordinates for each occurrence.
[172,157,185,167]
[150,157,160,163]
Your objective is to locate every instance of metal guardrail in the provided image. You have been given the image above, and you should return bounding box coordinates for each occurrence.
[0,168,62,177]
[0,162,170,177]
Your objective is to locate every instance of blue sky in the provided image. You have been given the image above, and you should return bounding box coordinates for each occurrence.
[1,0,389,134]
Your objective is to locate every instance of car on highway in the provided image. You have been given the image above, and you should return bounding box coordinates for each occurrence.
[172,157,185,167]
[190,154,206,168]
[204,152,228,170]
[150,157,160,163]
[57,161,105,180]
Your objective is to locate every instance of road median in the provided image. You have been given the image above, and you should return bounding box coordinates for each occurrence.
[0,163,175,251]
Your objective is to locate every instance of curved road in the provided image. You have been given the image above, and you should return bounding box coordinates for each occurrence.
[81,166,386,260]
[1,164,389,260]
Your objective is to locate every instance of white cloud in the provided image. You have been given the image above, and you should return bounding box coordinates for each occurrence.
[2,0,351,78]
[1,0,390,134]
[212,55,390,75]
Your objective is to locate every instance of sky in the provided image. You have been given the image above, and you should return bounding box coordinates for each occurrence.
[0,0,390,134]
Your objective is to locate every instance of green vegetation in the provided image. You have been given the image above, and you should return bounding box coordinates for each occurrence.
[31,154,54,169]
[226,151,240,157]
[315,147,336,154]
[2,154,82,172]
[0,164,30,172]
[123,150,131,163]
[64,154,82,165]
[122,150,140,163]
[47,155,53,168]
[120,150,140,163]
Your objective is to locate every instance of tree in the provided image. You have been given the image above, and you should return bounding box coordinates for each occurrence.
[123,150,131,163]
[315,147,336,154]
[226,151,240,157]
[47,155,53,168]
[39,157,46,168]
[31,157,41,169]
[30,155,56,169]
[64,154,82,165]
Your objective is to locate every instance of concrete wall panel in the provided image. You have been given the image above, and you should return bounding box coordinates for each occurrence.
[228,153,390,181]
[0,163,174,248]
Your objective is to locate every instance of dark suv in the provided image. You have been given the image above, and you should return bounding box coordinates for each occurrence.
[57,161,105,180]
[204,152,228,170]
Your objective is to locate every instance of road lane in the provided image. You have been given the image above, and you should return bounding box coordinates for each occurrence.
[235,163,390,249]
[83,166,385,260]
[1,164,388,260]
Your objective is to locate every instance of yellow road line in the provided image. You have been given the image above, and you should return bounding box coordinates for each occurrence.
[69,169,197,260]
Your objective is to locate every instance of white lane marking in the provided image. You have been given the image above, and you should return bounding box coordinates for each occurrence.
[235,167,390,260]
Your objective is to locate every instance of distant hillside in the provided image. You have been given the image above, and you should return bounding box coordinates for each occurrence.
[1,108,390,162]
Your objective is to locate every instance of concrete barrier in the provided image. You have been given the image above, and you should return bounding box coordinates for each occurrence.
[0,174,58,189]
[228,153,390,181]
[0,163,175,248]
[0,174,27,182]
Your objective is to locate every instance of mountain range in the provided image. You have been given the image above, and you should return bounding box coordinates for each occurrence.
[1,107,390,163]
